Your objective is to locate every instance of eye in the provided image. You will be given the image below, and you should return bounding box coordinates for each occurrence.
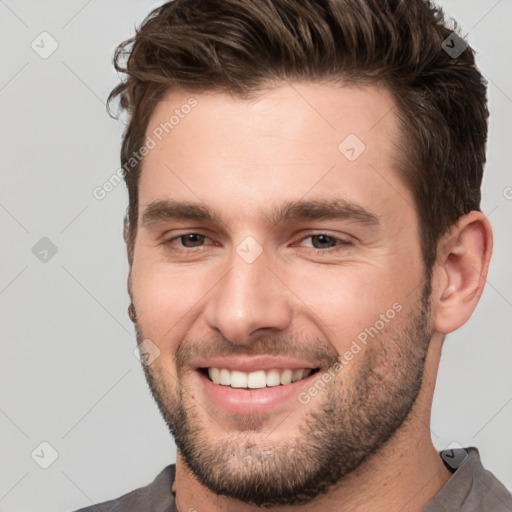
[163,232,352,255]
[167,233,211,249]
[298,233,353,253]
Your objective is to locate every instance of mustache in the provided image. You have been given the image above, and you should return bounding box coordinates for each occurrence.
[174,333,340,370]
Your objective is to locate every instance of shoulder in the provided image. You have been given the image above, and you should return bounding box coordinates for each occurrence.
[426,447,512,511]
[463,449,512,511]
[71,464,176,512]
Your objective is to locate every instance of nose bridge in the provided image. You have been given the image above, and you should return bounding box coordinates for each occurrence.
[205,245,292,345]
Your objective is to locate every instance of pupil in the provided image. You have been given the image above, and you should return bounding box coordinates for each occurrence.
[314,235,334,248]
[184,234,203,247]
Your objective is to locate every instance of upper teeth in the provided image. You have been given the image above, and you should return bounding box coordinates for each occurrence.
[207,368,312,388]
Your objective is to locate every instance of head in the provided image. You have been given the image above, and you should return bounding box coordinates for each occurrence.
[109,0,492,507]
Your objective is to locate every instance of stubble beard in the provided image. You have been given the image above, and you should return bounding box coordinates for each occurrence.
[136,282,433,507]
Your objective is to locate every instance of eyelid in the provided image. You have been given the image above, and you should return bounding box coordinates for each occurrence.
[166,231,215,248]
[163,230,355,253]
[161,227,214,242]
[287,235,354,262]
[294,231,355,246]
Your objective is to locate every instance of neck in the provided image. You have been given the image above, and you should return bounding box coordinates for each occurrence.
[174,337,452,512]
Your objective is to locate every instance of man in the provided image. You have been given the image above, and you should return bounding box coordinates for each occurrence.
[75,0,511,510]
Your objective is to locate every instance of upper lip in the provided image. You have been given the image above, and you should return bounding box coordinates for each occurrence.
[193,356,318,373]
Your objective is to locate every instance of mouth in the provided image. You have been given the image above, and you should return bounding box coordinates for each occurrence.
[199,367,320,389]
[192,356,324,415]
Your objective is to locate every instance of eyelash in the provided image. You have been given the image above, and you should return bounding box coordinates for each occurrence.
[165,232,353,255]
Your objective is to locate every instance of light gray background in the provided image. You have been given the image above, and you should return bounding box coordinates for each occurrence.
[0,1,511,511]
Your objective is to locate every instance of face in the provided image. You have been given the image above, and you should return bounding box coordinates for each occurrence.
[129,82,433,506]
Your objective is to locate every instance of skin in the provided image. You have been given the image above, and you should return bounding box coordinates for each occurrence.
[128,82,492,511]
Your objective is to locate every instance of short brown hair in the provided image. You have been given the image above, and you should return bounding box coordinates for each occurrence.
[108,0,488,275]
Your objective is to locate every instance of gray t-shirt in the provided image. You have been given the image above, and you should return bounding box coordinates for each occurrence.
[73,447,512,511]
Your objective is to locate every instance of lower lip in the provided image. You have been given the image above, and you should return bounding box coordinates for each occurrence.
[195,370,317,415]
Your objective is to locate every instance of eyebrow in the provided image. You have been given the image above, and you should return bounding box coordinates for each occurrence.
[141,198,379,228]
[266,199,379,227]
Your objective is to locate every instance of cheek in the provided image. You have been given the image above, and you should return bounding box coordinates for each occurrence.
[288,263,413,352]
[131,260,212,342]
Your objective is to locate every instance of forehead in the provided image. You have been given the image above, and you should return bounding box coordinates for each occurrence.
[138,82,411,226]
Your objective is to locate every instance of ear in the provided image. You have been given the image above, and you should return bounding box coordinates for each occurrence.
[123,214,134,305]
[432,211,493,334]
[123,213,130,244]
[127,269,133,298]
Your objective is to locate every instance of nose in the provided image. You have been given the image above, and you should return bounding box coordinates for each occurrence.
[203,248,293,346]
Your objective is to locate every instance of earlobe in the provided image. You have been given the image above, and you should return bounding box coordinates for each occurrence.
[433,211,493,334]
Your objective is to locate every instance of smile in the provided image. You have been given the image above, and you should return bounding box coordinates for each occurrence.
[203,368,316,389]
